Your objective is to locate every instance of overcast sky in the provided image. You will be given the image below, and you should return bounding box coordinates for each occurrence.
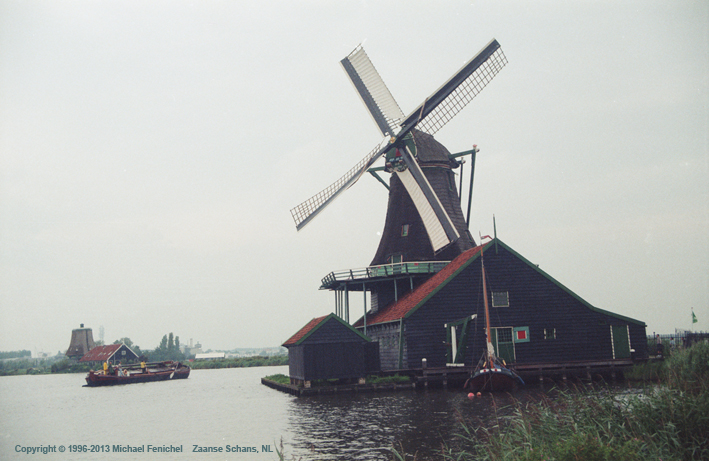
[1,1,707,355]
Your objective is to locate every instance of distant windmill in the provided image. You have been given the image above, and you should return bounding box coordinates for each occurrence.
[291,39,507,263]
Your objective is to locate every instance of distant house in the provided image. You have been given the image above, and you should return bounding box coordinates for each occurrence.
[354,238,648,370]
[194,352,225,360]
[283,313,379,386]
[79,344,138,364]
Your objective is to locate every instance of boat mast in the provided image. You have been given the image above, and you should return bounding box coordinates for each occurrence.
[480,236,493,367]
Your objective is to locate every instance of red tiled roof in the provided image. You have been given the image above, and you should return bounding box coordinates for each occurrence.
[282,315,328,346]
[78,344,122,362]
[355,243,487,327]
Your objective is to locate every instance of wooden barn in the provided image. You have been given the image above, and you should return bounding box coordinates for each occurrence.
[352,238,648,373]
[78,343,139,365]
[283,313,379,386]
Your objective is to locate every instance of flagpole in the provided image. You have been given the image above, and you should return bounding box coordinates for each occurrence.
[691,307,696,332]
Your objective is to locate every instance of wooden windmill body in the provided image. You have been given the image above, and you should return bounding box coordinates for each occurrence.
[370,130,475,266]
[290,39,507,323]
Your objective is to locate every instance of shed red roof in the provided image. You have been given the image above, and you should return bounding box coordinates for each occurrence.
[78,344,123,362]
[282,315,328,346]
[355,243,487,327]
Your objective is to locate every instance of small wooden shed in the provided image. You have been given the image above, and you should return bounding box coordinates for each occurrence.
[283,313,379,386]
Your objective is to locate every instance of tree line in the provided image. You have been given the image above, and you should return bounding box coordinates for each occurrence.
[0,350,31,360]
[1,333,288,375]
[109,333,186,362]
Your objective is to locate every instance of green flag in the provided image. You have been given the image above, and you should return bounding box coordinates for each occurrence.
[692,310,698,324]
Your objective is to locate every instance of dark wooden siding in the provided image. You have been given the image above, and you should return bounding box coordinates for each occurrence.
[364,342,381,374]
[403,244,647,369]
[287,316,374,380]
[288,343,369,381]
[369,131,474,267]
[114,345,138,362]
[362,322,404,371]
[288,345,306,379]
[405,267,481,369]
[628,323,648,359]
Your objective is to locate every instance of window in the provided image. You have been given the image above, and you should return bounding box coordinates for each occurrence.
[513,326,530,343]
[497,327,512,343]
[544,328,556,340]
[492,291,509,307]
[401,224,409,237]
[387,254,403,264]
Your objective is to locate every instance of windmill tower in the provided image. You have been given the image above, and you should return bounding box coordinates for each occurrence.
[65,323,95,360]
[290,39,507,323]
[369,129,475,266]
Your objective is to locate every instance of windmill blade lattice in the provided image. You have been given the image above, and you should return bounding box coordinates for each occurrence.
[290,137,389,231]
[404,40,507,136]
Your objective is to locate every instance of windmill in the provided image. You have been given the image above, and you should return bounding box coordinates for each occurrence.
[290,39,507,263]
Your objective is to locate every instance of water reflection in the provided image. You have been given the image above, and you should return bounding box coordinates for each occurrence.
[284,388,535,460]
[0,366,635,461]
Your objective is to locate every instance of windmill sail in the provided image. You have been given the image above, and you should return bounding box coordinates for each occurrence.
[290,39,507,240]
[396,145,459,252]
[290,137,390,231]
[341,45,405,136]
[401,39,507,136]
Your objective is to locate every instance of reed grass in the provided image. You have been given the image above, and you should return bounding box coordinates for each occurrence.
[392,341,709,461]
[366,374,411,385]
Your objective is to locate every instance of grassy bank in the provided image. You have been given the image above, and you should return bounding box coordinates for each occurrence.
[262,373,411,388]
[0,355,288,376]
[189,355,287,369]
[0,358,93,376]
[395,341,709,461]
[263,373,290,385]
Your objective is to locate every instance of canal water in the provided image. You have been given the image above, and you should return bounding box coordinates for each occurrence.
[0,365,531,460]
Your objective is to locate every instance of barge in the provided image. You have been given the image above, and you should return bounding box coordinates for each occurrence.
[84,361,190,387]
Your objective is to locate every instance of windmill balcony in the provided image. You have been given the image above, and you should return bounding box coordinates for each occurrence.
[320,261,450,290]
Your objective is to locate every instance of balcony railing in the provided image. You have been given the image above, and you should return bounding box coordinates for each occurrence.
[320,261,450,289]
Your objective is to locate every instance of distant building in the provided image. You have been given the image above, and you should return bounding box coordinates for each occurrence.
[65,324,95,360]
[194,352,225,360]
[183,340,203,356]
[79,344,138,364]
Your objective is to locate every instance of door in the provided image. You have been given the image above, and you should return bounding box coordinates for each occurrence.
[445,315,475,365]
[611,325,631,359]
[491,327,515,363]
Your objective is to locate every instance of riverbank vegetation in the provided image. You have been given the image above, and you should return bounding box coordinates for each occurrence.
[264,373,291,385]
[0,354,288,376]
[190,355,287,369]
[394,341,709,461]
[0,357,78,376]
[262,373,411,388]
[0,350,31,360]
